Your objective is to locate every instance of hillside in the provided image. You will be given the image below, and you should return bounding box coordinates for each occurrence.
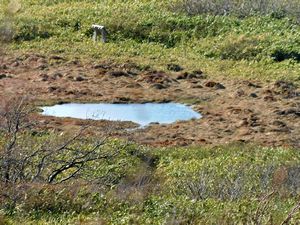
[0,0,300,224]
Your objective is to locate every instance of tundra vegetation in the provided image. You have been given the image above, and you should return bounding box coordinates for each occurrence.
[0,0,300,224]
[1,97,300,224]
[0,0,299,81]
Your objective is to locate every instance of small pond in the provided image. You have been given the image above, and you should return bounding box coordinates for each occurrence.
[41,103,201,126]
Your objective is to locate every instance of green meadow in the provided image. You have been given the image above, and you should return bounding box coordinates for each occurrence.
[1,0,300,81]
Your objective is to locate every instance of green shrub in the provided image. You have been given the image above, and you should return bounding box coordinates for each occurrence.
[13,23,52,41]
[271,49,300,62]
[213,35,267,60]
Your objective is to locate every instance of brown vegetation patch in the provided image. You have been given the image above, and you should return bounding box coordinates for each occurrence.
[0,53,299,148]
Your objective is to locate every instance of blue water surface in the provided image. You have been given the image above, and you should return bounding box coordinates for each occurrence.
[41,103,201,126]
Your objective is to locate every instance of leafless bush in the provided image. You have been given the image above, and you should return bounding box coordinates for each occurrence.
[180,165,300,223]
[0,96,34,184]
[179,164,300,202]
[281,199,300,225]
[184,172,244,201]
[0,96,120,186]
[253,188,300,225]
[171,0,300,21]
[0,96,129,214]
[184,172,209,200]
[253,190,276,225]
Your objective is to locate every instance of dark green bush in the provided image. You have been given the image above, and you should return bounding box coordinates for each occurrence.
[271,49,300,62]
[14,20,52,41]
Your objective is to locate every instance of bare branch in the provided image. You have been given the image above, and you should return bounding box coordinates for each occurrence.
[0,96,122,187]
[280,200,300,225]
[253,190,276,225]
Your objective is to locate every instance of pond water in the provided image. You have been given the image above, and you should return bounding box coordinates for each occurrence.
[41,103,201,126]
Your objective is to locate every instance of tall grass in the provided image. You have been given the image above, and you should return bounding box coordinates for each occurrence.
[173,0,300,22]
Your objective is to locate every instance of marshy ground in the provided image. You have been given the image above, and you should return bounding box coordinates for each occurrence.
[1,52,299,147]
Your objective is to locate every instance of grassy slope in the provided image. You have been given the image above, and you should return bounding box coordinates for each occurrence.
[0,0,299,81]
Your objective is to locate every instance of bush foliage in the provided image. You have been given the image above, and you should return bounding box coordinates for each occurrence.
[2,136,300,224]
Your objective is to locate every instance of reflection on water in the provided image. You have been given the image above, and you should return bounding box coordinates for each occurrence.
[41,103,201,126]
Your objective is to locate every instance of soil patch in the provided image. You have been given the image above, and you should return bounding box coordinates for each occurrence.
[1,53,299,147]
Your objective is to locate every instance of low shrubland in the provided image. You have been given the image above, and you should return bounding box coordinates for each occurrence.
[2,140,300,224]
[0,0,299,81]
[0,98,300,224]
[171,0,300,22]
